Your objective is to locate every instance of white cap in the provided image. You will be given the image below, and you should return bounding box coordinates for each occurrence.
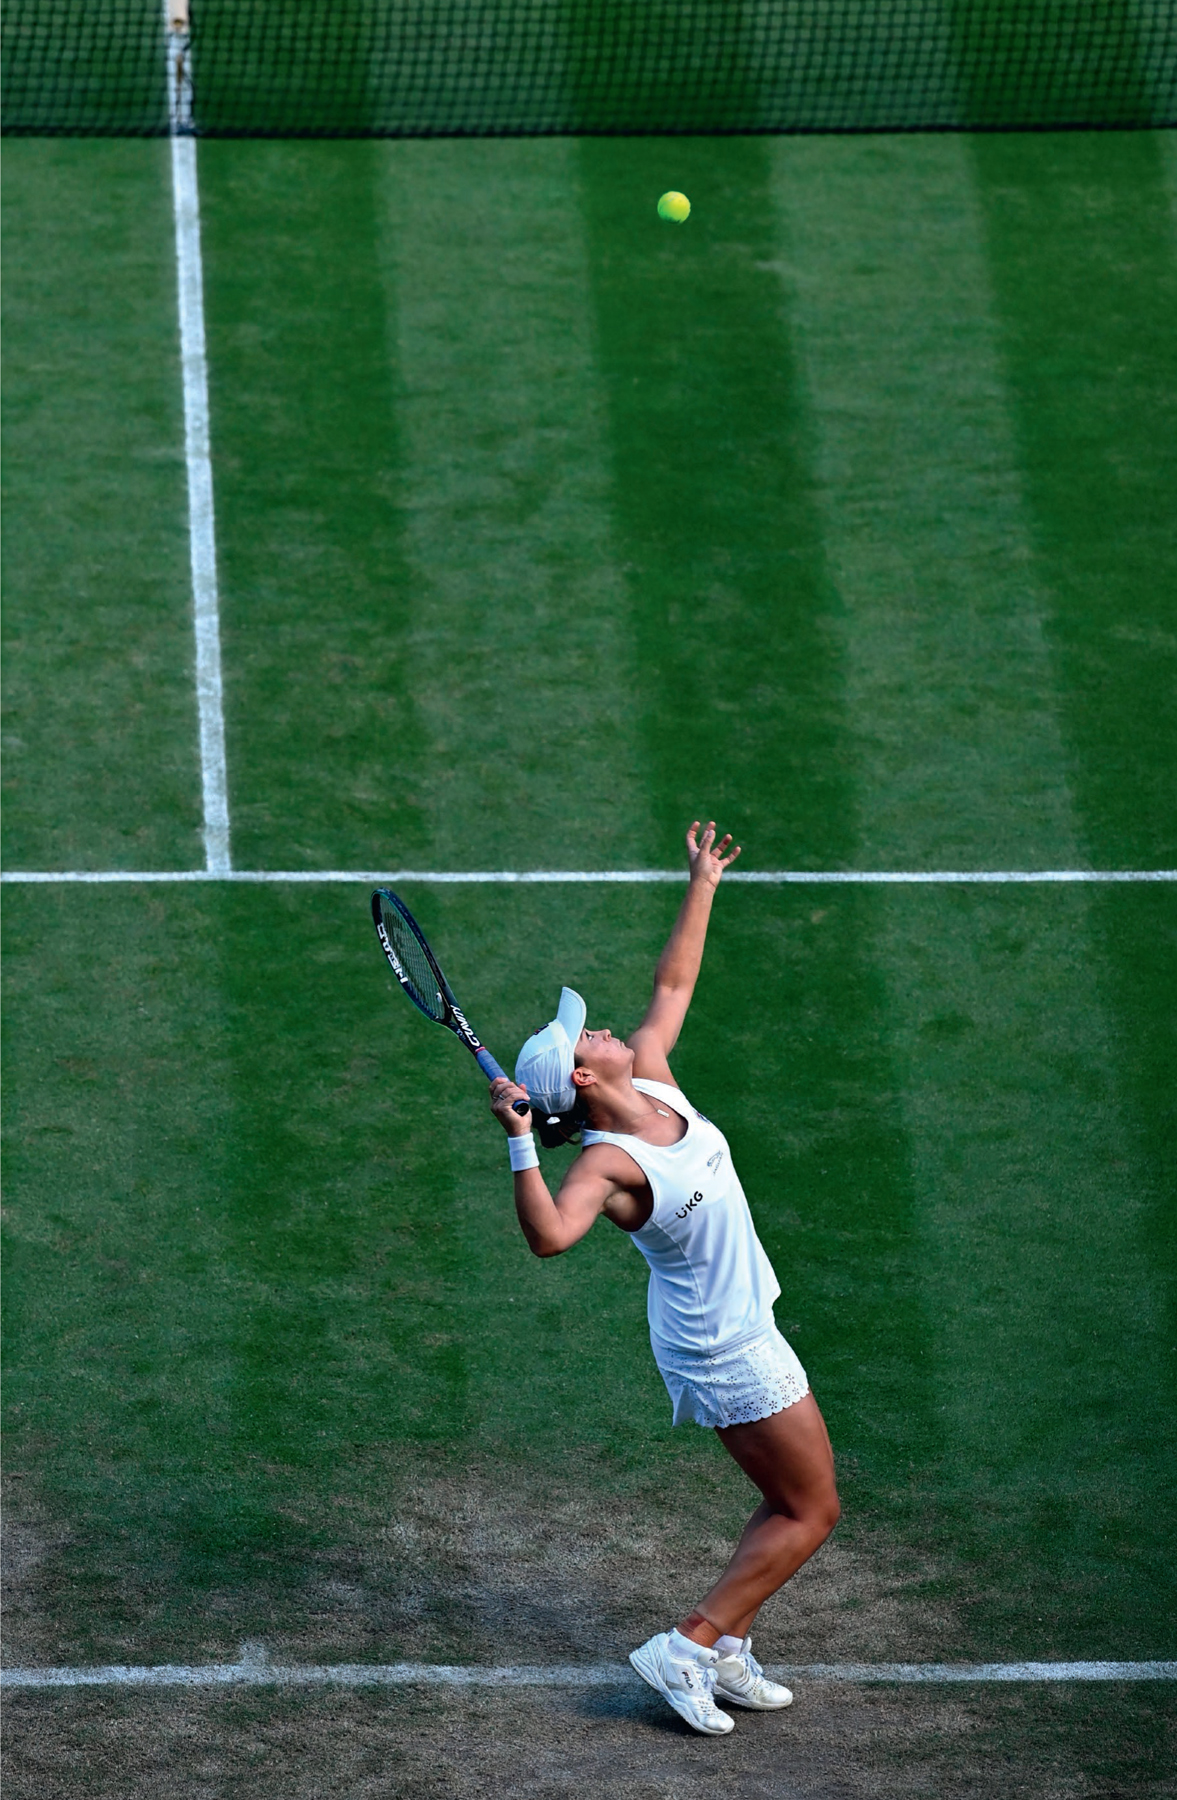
[514,987,587,1117]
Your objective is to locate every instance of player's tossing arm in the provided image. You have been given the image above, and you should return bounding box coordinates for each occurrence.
[489,1079,620,1257]
[628,820,741,1082]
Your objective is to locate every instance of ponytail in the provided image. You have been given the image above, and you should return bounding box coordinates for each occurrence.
[535,1092,591,1150]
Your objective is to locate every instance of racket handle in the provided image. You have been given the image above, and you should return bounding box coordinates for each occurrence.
[475,1046,531,1117]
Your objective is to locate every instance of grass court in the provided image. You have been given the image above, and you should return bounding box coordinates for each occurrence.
[3,127,1177,1795]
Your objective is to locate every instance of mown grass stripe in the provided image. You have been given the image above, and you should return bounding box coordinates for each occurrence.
[775,136,1080,871]
[4,1658,1174,1691]
[379,140,652,873]
[577,136,854,874]
[972,133,1177,874]
[198,143,421,871]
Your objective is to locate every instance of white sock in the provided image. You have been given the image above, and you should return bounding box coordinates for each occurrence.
[714,1634,744,1658]
[668,1628,712,1662]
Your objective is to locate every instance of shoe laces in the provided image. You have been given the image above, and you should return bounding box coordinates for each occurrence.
[720,1639,763,1689]
[678,1652,719,1696]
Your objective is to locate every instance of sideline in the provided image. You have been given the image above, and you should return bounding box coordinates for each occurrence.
[167,0,231,874]
[1,869,1175,886]
[4,1652,1175,1691]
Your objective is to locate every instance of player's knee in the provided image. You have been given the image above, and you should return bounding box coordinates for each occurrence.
[788,1487,839,1551]
[813,1488,841,1543]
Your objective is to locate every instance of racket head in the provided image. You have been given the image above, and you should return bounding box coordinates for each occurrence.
[371,889,450,1025]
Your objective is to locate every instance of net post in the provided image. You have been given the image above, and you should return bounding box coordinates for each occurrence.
[164,0,194,135]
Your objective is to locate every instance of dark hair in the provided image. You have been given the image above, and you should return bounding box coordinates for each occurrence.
[535,1090,591,1150]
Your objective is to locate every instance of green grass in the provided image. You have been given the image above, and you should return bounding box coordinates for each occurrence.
[5,880,1175,1660]
[3,132,1176,1678]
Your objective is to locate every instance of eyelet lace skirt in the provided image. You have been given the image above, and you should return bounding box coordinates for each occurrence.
[654,1324,809,1429]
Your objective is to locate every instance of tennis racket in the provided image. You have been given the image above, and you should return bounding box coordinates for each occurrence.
[371,889,530,1115]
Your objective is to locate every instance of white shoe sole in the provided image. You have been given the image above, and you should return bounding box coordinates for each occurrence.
[629,1644,735,1736]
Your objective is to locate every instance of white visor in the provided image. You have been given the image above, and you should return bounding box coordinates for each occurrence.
[514,987,587,1117]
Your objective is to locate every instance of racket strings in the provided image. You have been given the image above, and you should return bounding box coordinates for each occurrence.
[376,895,445,1021]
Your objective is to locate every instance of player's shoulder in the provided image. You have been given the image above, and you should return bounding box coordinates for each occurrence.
[633,1075,686,1106]
[626,1024,679,1087]
[574,1138,649,1190]
[576,1136,633,1167]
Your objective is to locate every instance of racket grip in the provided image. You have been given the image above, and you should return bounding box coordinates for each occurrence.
[475,1046,531,1116]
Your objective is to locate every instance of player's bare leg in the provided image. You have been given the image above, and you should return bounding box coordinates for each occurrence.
[631,1396,837,1719]
[680,1392,840,1645]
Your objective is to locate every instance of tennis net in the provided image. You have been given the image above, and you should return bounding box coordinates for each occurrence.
[3,1,1174,137]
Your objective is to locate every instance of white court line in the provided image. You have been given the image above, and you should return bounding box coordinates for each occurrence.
[1,869,1175,886]
[3,1656,1174,1691]
[167,3,231,874]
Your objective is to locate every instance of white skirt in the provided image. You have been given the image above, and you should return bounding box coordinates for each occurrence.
[654,1324,810,1429]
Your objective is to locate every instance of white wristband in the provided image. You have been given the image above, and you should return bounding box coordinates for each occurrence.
[508,1131,539,1173]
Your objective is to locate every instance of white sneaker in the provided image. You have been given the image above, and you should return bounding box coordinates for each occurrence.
[714,1637,794,1710]
[629,1632,735,1735]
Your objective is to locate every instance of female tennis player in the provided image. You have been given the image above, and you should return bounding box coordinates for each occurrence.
[489,822,840,1736]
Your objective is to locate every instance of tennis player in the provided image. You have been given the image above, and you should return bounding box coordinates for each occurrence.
[489,822,839,1736]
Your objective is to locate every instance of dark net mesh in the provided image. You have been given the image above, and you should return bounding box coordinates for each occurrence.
[3,1,1174,137]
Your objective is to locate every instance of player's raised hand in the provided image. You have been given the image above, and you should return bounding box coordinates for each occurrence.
[490,1076,532,1134]
[686,820,741,887]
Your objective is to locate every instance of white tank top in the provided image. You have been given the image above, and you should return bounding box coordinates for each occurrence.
[583,1078,781,1356]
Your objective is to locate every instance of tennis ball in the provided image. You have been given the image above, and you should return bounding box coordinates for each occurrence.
[657,190,691,223]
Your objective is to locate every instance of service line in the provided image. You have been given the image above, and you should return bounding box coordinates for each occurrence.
[1,870,1175,886]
